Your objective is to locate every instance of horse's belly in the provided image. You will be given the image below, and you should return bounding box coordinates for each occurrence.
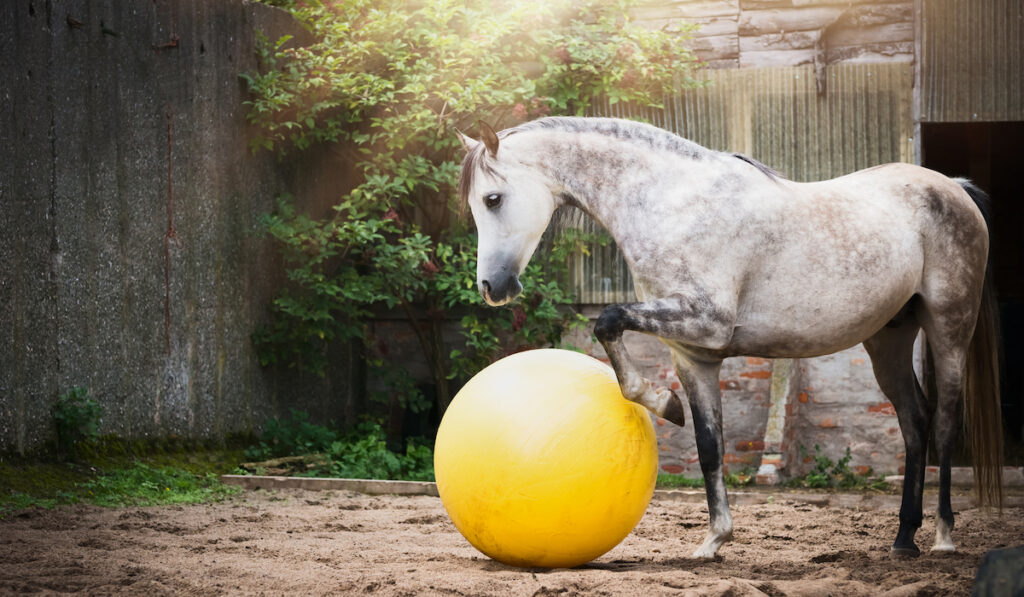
[726,270,919,359]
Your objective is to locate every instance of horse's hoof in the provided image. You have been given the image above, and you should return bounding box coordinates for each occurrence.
[930,543,956,554]
[889,545,921,559]
[662,391,686,427]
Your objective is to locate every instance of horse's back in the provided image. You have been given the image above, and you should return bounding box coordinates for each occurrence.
[728,163,984,358]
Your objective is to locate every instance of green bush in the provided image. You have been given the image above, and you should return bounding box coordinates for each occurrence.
[53,387,102,455]
[789,445,888,490]
[244,408,340,461]
[244,0,702,418]
[244,411,435,481]
[318,422,434,482]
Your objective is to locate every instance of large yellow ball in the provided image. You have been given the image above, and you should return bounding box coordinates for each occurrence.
[434,349,658,569]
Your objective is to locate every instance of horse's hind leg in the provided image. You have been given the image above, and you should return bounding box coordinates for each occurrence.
[863,314,930,557]
[918,297,978,554]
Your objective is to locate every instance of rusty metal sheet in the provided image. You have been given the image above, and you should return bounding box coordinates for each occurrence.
[920,0,1024,122]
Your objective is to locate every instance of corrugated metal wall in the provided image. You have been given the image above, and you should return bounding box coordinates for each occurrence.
[571,62,915,304]
[921,0,1024,122]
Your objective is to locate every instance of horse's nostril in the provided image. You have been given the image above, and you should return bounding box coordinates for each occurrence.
[481,280,491,293]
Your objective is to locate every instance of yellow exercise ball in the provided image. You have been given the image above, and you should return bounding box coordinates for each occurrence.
[434,348,658,569]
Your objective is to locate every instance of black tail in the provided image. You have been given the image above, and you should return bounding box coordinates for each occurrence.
[954,178,1004,509]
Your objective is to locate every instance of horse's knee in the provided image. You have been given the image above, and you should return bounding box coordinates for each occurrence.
[594,304,629,343]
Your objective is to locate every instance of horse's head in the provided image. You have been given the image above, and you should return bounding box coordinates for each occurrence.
[457,123,558,306]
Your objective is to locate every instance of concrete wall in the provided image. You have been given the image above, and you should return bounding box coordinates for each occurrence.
[0,0,356,454]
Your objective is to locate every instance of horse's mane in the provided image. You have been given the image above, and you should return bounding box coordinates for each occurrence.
[456,117,781,217]
[510,117,710,161]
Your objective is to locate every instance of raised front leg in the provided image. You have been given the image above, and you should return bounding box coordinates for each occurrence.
[593,296,734,427]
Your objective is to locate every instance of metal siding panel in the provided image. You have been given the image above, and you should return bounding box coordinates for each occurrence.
[922,0,1024,122]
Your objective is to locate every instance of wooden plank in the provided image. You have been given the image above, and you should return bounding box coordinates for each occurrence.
[690,16,740,37]
[826,44,914,63]
[740,29,822,52]
[220,475,442,496]
[739,47,818,67]
[634,0,739,20]
[827,22,914,46]
[739,6,845,34]
[691,33,741,60]
[834,2,912,28]
[741,0,905,7]
[704,58,742,69]
[638,15,737,38]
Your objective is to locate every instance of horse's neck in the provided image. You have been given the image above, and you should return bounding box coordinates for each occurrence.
[522,131,706,234]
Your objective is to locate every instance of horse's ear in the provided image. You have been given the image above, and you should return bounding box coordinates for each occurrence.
[479,121,499,157]
[456,129,479,153]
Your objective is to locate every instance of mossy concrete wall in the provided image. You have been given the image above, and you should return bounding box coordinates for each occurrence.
[0,0,357,454]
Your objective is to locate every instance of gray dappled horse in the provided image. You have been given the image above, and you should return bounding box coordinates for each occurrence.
[457,116,1003,560]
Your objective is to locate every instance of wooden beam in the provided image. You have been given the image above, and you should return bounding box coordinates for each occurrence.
[827,22,914,46]
[634,0,740,20]
[739,47,818,67]
[740,29,823,52]
[739,6,845,35]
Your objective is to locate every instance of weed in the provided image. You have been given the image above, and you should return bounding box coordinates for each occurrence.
[788,445,889,491]
[244,409,339,461]
[315,422,434,482]
[53,387,102,455]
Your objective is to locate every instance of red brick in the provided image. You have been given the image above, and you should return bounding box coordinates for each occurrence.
[868,403,896,415]
[854,465,872,476]
[798,392,809,403]
[740,370,772,379]
[724,453,753,464]
[670,381,681,391]
[720,380,740,390]
[735,440,765,452]
[661,464,684,474]
[818,418,839,428]
[746,357,768,366]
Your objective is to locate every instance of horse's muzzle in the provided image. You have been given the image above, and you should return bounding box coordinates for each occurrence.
[480,275,522,306]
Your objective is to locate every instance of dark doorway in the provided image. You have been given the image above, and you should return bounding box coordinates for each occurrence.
[922,122,1024,466]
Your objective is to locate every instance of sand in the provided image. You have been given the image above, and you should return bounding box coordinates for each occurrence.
[1,488,1022,596]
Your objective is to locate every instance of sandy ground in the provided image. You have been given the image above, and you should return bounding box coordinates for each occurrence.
[1,488,1022,596]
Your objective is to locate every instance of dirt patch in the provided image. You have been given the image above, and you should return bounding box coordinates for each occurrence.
[1,489,1021,595]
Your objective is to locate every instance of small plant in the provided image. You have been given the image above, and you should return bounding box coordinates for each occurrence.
[244,409,340,461]
[316,422,434,482]
[53,387,103,455]
[789,445,889,490]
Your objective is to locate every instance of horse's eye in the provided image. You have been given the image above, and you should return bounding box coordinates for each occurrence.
[484,193,502,209]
